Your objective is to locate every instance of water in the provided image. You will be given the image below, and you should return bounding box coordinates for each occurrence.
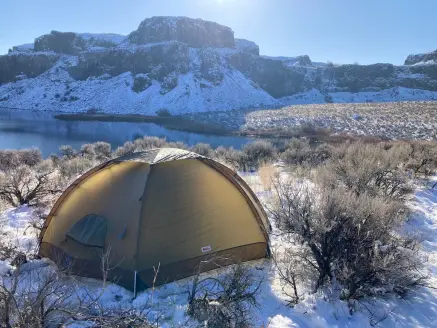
[0,108,251,157]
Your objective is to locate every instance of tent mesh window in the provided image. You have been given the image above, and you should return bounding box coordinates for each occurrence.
[66,214,107,248]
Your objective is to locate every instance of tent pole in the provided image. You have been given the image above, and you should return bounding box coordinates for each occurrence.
[133,270,138,298]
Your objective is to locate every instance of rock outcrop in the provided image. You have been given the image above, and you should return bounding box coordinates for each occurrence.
[229,53,305,98]
[34,31,85,55]
[68,42,189,84]
[235,39,259,56]
[405,49,437,65]
[128,16,234,48]
[0,52,60,84]
[325,63,396,92]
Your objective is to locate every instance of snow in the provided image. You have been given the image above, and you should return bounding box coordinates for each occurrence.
[114,40,180,52]
[397,72,427,79]
[0,261,11,276]
[139,16,182,29]
[407,177,437,288]
[6,50,58,57]
[278,87,437,106]
[414,60,437,66]
[262,55,303,62]
[261,55,315,67]
[280,88,326,105]
[312,62,328,68]
[11,43,34,53]
[1,173,437,327]
[330,87,437,103]
[0,206,40,256]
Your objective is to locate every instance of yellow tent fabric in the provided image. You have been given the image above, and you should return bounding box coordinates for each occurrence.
[39,148,270,291]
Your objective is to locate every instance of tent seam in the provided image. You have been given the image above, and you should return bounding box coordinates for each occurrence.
[134,164,155,272]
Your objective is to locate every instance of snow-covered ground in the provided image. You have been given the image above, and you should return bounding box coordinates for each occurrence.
[1,175,436,327]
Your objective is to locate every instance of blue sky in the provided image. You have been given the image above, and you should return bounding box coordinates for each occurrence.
[1,0,436,64]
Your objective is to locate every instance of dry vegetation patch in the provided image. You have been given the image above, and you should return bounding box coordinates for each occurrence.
[186,101,437,140]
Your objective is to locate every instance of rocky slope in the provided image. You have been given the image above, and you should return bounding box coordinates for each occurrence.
[1,16,437,115]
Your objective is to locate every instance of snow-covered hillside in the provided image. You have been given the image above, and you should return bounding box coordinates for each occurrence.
[2,16,437,115]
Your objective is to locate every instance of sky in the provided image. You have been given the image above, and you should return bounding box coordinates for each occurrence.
[1,0,436,65]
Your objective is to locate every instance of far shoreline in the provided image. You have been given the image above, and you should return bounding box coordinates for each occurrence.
[53,113,233,136]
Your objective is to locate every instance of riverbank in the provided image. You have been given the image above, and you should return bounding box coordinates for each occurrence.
[53,112,378,144]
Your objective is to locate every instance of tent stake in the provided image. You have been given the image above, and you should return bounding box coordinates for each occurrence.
[133,270,138,298]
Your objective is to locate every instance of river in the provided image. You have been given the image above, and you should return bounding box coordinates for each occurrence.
[0,108,251,157]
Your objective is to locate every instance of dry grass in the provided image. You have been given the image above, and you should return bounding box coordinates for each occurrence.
[186,101,437,140]
[258,164,279,191]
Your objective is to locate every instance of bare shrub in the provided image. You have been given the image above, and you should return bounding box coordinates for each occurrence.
[0,264,157,328]
[272,246,315,305]
[59,145,76,159]
[27,206,47,238]
[0,252,158,328]
[187,263,262,328]
[299,122,319,136]
[214,147,245,170]
[269,180,425,299]
[281,139,331,167]
[242,141,276,170]
[0,264,76,328]
[214,146,228,159]
[319,142,412,199]
[0,239,20,263]
[0,148,42,171]
[80,143,96,160]
[133,136,167,151]
[113,141,136,157]
[191,142,214,157]
[404,141,437,177]
[0,160,61,207]
[93,142,112,162]
[58,157,94,181]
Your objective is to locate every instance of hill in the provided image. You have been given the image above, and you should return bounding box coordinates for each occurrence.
[2,16,437,114]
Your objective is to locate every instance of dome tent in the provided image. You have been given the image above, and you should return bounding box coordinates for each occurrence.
[39,148,270,292]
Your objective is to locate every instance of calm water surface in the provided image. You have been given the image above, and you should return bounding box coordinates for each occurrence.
[0,108,251,156]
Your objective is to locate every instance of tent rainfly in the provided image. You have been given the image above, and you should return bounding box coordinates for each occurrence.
[39,148,270,292]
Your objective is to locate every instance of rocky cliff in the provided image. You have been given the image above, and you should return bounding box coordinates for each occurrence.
[405,49,437,65]
[1,16,437,114]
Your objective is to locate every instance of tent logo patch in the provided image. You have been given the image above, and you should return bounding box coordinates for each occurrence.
[201,245,212,253]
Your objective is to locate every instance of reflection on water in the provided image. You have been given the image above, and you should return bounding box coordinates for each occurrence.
[0,108,251,156]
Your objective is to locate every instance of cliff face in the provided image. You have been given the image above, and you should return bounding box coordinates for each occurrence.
[69,42,190,83]
[128,17,235,48]
[0,52,60,84]
[405,49,437,65]
[2,16,437,114]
